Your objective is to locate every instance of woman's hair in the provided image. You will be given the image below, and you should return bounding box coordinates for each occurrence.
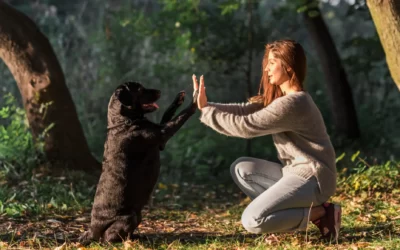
[249,39,307,107]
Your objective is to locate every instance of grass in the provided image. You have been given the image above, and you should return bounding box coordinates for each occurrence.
[0,161,399,249]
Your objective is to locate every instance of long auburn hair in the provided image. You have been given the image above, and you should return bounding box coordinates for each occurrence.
[249,39,307,107]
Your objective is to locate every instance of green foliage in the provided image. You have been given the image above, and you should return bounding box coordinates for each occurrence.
[0,160,398,249]
[0,167,95,217]
[0,0,398,186]
[340,160,400,195]
[0,3,399,248]
[0,94,90,217]
[295,0,319,13]
[219,1,240,16]
[0,94,44,166]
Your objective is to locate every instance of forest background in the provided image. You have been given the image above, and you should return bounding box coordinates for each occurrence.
[0,0,399,249]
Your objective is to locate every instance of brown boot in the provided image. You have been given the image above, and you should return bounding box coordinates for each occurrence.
[312,202,342,241]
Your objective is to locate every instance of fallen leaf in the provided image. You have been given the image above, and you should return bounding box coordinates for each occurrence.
[188,213,197,220]
[356,242,370,247]
[75,217,88,222]
[391,215,400,220]
[239,197,251,206]
[167,240,180,250]
[158,182,168,190]
[0,242,8,247]
[54,242,67,250]
[264,234,280,245]
[47,219,62,224]
[124,239,138,249]
[372,213,387,222]
[72,242,84,248]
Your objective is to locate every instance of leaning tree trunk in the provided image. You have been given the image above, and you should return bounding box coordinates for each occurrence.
[367,0,400,90]
[0,2,100,173]
[302,5,360,139]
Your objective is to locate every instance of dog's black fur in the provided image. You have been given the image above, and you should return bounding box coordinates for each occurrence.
[79,82,198,243]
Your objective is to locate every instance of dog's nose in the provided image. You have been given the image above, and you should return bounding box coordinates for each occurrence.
[156,90,161,97]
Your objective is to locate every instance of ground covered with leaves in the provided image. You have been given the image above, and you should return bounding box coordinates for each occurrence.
[0,161,399,249]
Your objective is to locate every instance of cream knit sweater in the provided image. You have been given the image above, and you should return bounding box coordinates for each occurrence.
[199,91,337,197]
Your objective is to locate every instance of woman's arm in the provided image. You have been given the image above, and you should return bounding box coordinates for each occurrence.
[192,75,263,115]
[200,96,303,139]
[207,102,263,116]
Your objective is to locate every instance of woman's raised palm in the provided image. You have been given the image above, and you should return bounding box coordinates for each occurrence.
[192,74,208,110]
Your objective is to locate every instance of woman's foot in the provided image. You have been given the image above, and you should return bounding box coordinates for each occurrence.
[312,203,342,241]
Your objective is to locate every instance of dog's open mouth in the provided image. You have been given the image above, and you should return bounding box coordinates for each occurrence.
[142,102,159,110]
[141,89,161,112]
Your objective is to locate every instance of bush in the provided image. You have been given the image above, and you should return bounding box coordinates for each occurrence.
[0,93,45,168]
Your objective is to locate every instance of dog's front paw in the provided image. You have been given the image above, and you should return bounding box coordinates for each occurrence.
[173,91,185,106]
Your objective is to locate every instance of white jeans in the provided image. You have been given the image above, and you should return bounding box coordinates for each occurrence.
[230,157,330,234]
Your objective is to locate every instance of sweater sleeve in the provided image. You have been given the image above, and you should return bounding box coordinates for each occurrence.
[200,96,302,139]
[207,102,263,115]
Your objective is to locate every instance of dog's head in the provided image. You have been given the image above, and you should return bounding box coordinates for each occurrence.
[115,81,161,114]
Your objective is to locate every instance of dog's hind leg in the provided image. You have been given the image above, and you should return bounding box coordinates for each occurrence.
[78,230,92,245]
[103,214,139,243]
[78,229,98,245]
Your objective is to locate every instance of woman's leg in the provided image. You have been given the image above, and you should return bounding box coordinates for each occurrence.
[230,157,283,200]
[240,174,329,234]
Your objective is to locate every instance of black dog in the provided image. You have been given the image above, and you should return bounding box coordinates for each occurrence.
[79,82,198,243]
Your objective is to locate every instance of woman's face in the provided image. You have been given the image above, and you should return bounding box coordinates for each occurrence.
[265,52,290,85]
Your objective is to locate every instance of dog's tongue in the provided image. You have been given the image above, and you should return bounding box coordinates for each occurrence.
[143,103,158,108]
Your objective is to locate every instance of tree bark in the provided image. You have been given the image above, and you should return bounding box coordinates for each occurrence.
[302,6,360,139]
[367,0,400,90]
[0,2,100,173]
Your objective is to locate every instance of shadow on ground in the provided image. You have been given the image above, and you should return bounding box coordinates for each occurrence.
[0,217,397,248]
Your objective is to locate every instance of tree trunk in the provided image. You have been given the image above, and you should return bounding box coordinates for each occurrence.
[302,6,360,139]
[367,0,400,90]
[0,2,100,173]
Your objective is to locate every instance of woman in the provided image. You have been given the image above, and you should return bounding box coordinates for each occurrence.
[192,39,341,241]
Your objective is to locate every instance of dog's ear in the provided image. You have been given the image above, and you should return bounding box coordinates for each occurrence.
[115,87,133,107]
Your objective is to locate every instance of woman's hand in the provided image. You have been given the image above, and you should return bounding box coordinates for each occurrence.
[192,74,208,110]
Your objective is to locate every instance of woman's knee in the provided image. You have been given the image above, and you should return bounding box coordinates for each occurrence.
[230,157,252,179]
[241,209,269,234]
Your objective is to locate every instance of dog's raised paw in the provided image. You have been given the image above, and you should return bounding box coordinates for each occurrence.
[174,91,185,105]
